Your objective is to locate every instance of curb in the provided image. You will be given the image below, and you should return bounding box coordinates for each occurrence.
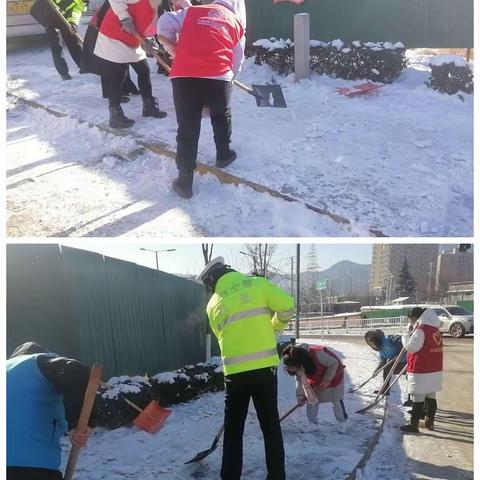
[344,400,389,479]
[7,92,387,237]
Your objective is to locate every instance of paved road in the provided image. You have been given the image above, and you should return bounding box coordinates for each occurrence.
[301,334,474,479]
[404,337,473,480]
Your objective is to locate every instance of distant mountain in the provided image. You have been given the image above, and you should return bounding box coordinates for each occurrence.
[270,260,371,297]
[302,260,371,296]
[172,260,371,297]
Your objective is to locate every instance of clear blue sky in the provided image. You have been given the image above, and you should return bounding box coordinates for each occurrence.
[60,241,374,275]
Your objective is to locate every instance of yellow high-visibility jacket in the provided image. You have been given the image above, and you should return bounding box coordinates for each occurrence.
[207,272,295,376]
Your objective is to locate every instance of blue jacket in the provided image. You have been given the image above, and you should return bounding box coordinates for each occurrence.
[379,335,406,361]
[7,354,68,469]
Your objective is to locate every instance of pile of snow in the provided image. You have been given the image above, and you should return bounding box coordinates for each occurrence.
[252,38,293,50]
[252,38,404,51]
[6,47,473,236]
[153,371,189,384]
[102,376,149,400]
[430,54,468,67]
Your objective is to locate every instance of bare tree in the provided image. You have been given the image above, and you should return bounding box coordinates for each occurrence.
[202,244,214,265]
[241,244,278,278]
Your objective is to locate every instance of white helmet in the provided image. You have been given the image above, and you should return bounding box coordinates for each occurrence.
[196,256,226,283]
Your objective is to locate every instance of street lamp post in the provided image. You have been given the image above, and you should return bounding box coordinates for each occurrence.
[140,248,176,270]
[295,244,300,340]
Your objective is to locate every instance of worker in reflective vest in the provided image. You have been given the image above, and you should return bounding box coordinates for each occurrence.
[197,257,294,480]
[30,0,87,80]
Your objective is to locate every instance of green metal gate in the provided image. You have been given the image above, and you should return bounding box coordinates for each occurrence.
[244,0,473,48]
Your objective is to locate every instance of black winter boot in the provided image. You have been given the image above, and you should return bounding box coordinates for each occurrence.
[109,105,135,129]
[424,398,437,430]
[172,174,194,199]
[142,97,167,118]
[400,418,419,433]
[400,402,424,433]
[216,149,237,168]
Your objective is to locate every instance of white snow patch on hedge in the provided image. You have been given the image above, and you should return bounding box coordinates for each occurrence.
[430,54,467,67]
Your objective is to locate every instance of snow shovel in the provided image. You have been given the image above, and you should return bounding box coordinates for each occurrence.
[64,363,103,480]
[184,402,302,464]
[355,364,408,414]
[138,34,287,108]
[123,397,171,434]
[348,358,395,394]
[233,80,287,108]
[101,382,171,434]
[184,423,225,464]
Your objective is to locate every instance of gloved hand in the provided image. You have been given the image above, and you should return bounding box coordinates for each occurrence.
[68,23,78,35]
[120,17,136,35]
[141,39,156,56]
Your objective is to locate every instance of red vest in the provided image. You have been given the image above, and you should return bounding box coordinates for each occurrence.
[407,324,443,374]
[100,0,155,48]
[170,5,244,78]
[306,345,344,388]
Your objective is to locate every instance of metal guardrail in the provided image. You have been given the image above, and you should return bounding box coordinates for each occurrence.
[285,316,409,336]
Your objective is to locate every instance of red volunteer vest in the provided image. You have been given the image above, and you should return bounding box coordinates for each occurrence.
[100,0,154,48]
[170,4,244,78]
[306,345,344,388]
[407,324,443,374]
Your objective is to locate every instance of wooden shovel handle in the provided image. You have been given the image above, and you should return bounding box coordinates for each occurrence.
[46,0,84,44]
[64,363,103,480]
[133,33,172,73]
[232,80,254,95]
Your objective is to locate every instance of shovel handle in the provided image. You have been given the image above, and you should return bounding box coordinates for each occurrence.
[133,33,172,73]
[279,402,303,422]
[100,381,145,414]
[232,79,255,95]
[122,397,144,413]
[46,0,83,44]
[64,364,102,480]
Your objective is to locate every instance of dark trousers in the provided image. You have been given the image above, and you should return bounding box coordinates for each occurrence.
[172,77,232,174]
[7,466,63,480]
[45,24,82,77]
[222,367,285,480]
[101,69,139,98]
[105,59,152,107]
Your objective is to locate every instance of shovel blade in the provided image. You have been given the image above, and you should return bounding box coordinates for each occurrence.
[251,84,287,108]
[184,448,214,464]
[133,401,171,434]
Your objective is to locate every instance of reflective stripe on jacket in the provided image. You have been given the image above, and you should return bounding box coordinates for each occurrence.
[207,272,294,376]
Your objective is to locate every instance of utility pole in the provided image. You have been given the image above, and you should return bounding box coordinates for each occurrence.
[290,256,294,296]
[295,244,301,339]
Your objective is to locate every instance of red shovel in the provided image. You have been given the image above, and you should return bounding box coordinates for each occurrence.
[101,382,171,434]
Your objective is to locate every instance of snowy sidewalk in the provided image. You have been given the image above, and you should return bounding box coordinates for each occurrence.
[59,340,395,479]
[7,47,473,236]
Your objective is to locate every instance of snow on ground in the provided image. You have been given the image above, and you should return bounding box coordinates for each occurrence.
[6,96,347,237]
[7,46,473,236]
[58,340,412,480]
